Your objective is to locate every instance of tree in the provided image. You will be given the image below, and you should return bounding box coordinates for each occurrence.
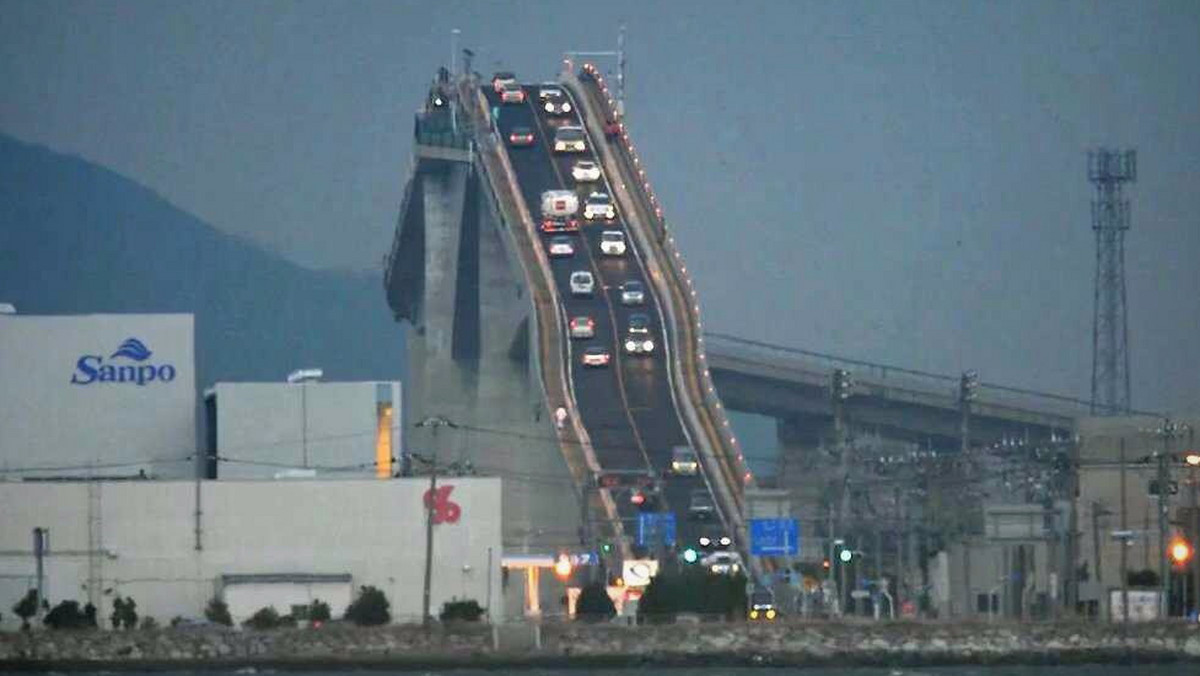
[83,602,97,628]
[344,585,390,626]
[637,568,748,623]
[575,582,616,623]
[43,600,90,630]
[439,598,485,623]
[12,590,38,630]
[308,599,331,623]
[139,616,159,631]
[243,606,286,630]
[204,597,233,626]
[111,596,138,630]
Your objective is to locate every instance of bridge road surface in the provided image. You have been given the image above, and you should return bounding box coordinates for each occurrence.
[485,83,724,559]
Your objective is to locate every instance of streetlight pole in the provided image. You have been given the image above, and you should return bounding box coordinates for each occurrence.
[415,415,457,629]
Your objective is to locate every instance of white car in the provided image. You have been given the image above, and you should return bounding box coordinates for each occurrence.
[553,126,587,153]
[547,236,574,258]
[670,446,699,475]
[702,551,743,575]
[583,192,616,221]
[569,316,595,339]
[569,271,595,296]
[581,346,611,367]
[620,280,645,305]
[599,231,626,256]
[541,89,572,116]
[500,81,526,104]
[538,86,562,101]
[572,160,602,182]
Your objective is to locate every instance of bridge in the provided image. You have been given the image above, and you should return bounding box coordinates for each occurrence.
[382,63,1104,611]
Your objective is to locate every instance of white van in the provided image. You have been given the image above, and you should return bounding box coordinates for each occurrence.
[541,190,579,219]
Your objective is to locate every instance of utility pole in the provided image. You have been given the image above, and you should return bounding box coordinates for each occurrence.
[1119,439,1129,623]
[1150,419,1191,617]
[1065,435,1081,616]
[831,368,853,615]
[959,371,978,617]
[415,415,457,629]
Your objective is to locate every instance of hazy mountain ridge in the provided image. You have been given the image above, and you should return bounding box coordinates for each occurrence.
[0,132,404,389]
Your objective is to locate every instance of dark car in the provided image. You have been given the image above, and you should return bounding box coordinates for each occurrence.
[508,127,535,147]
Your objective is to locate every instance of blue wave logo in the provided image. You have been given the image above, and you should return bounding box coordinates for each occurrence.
[110,338,153,362]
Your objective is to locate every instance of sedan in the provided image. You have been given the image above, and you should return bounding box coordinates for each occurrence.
[581,346,612,368]
[620,280,645,305]
[541,215,579,233]
[492,72,517,93]
[583,192,616,221]
[569,316,595,339]
[508,127,535,147]
[569,271,595,296]
[572,160,602,182]
[500,82,526,104]
[627,313,650,334]
[623,334,655,356]
[541,90,572,116]
[547,236,574,258]
[599,230,626,256]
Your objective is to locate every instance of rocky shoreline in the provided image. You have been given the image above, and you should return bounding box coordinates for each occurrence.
[2,621,1200,671]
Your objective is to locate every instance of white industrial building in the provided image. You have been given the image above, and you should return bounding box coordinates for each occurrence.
[0,313,196,479]
[204,378,403,479]
[0,478,503,628]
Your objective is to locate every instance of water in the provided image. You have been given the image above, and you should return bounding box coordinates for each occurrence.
[72,667,1196,676]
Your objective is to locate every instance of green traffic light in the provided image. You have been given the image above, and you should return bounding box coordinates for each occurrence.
[839,549,853,563]
[683,548,699,564]
[601,542,613,554]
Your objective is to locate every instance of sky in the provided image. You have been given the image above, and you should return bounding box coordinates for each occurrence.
[2,0,1198,414]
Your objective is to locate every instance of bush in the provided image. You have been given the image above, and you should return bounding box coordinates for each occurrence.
[140,616,159,630]
[204,597,233,626]
[43,600,91,630]
[1129,569,1160,587]
[439,598,485,623]
[576,582,616,622]
[309,599,331,623]
[637,568,747,623]
[12,590,39,630]
[243,606,289,630]
[110,597,138,630]
[344,585,390,626]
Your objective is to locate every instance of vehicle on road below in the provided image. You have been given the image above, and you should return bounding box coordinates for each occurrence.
[582,346,611,367]
[748,589,777,621]
[571,160,602,183]
[569,316,595,339]
[500,81,526,104]
[620,280,645,305]
[600,230,627,256]
[688,488,716,520]
[584,192,616,221]
[508,127,535,147]
[670,445,699,475]
[702,551,742,575]
[569,271,595,296]
[553,125,587,153]
[548,236,574,258]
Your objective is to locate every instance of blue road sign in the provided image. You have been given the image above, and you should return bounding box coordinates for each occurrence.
[637,512,677,547]
[750,518,800,556]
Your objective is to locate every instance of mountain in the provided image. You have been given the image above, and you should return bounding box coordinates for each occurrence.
[0,132,404,395]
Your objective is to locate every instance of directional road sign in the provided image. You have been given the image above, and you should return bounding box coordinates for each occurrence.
[750,518,800,556]
[637,512,677,547]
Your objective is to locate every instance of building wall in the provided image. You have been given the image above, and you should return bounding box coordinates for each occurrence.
[0,314,196,479]
[207,381,401,479]
[0,478,502,629]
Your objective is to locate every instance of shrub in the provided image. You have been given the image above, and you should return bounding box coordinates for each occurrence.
[637,568,748,623]
[43,600,91,630]
[12,590,38,630]
[140,616,159,630]
[204,597,233,626]
[439,598,485,623]
[243,606,285,630]
[344,585,390,626]
[309,599,331,623]
[110,596,138,630]
[576,582,616,623]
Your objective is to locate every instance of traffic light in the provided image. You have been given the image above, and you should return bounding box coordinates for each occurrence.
[553,553,573,581]
[1182,452,1200,466]
[822,558,831,570]
[682,548,699,564]
[630,491,646,506]
[600,541,614,555]
[960,370,980,402]
[1169,536,1193,567]
[831,369,854,401]
[839,548,853,563]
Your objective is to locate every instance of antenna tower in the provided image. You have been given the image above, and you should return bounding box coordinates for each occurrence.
[1087,148,1136,415]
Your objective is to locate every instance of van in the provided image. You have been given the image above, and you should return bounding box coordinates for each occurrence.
[541,190,579,219]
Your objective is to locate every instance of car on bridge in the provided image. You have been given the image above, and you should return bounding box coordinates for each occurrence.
[600,230,627,256]
[702,551,742,575]
[492,71,517,92]
[508,127,535,147]
[541,215,579,233]
[540,89,572,116]
[569,316,595,339]
[553,125,587,153]
[670,445,699,475]
[569,271,595,296]
[620,280,645,305]
[547,236,574,258]
[499,81,526,104]
[624,334,654,356]
[541,190,579,218]
[584,192,616,221]
[581,346,611,367]
[688,488,716,520]
[538,86,562,101]
[571,160,602,183]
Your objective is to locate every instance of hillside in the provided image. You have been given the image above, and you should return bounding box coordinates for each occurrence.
[0,132,404,392]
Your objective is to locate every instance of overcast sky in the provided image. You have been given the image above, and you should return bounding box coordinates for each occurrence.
[2,0,1197,414]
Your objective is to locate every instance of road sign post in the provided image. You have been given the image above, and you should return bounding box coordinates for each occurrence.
[750,518,800,557]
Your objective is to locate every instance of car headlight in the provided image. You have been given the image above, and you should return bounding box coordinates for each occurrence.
[625,340,637,352]
[749,610,758,620]
[544,103,553,112]
[563,103,572,112]
[766,609,776,620]
[644,340,654,351]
